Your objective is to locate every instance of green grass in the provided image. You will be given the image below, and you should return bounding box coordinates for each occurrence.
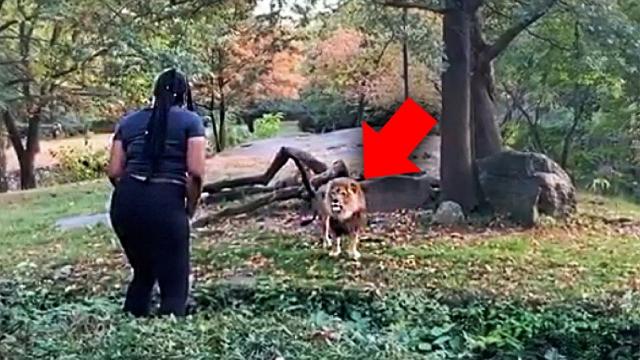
[578,192,640,218]
[0,180,113,270]
[1,182,640,359]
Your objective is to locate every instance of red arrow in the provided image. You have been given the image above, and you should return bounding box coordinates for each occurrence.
[362,97,438,179]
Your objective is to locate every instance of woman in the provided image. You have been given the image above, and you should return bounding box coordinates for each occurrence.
[107,68,206,317]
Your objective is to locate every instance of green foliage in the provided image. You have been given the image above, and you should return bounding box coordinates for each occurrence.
[292,89,437,134]
[254,112,283,139]
[224,124,253,148]
[1,279,639,359]
[2,182,640,358]
[496,0,640,199]
[221,111,283,148]
[298,88,356,132]
[49,145,109,183]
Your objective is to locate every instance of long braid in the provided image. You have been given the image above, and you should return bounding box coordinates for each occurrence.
[144,68,199,178]
[186,84,194,112]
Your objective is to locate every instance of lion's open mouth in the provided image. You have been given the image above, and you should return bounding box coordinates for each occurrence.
[330,201,343,214]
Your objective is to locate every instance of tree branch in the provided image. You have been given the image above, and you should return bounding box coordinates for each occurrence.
[381,0,450,13]
[2,110,25,158]
[4,77,33,87]
[484,0,559,61]
[504,86,545,152]
[484,0,570,51]
[0,20,17,34]
[524,27,571,51]
[49,46,111,80]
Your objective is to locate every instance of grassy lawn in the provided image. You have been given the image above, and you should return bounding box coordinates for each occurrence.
[1,182,640,359]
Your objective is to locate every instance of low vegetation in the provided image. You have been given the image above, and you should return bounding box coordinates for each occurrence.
[49,146,110,184]
[1,182,639,359]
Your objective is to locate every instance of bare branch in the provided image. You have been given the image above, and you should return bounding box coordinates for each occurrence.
[523,27,571,51]
[0,20,17,34]
[381,0,450,13]
[503,85,545,152]
[4,77,33,87]
[484,0,559,60]
[484,1,570,51]
[0,59,23,66]
[49,46,111,80]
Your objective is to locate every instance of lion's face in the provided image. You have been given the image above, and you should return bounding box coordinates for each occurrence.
[326,178,365,220]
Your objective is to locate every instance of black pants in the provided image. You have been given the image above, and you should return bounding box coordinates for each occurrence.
[109,175,190,317]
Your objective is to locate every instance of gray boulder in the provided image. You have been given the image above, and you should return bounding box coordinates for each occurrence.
[433,201,466,225]
[476,150,576,227]
[361,175,438,213]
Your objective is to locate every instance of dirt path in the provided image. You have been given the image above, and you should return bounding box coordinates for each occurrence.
[205,128,441,183]
[6,134,114,172]
[7,128,441,184]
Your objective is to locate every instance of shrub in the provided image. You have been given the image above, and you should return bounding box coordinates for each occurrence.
[224,124,252,148]
[298,88,356,132]
[50,145,108,183]
[254,112,283,139]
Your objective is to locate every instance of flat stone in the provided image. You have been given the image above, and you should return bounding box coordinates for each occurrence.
[55,213,109,230]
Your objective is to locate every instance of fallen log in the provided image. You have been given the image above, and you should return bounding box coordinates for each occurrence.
[203,146,329,193]
[194,146,441,228]
[193,186,304,228]
[203,185,277,204]
[194,147,349,227]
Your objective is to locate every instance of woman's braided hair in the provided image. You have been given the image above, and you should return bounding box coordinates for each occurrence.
[144,68,194,176]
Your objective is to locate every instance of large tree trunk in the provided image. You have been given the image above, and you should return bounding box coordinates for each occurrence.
[218,99,226,151]
[402,7,410,99]
[3,110,38,189]
[215,47,227,151]
[21,114,39,189]
[14,21,37,189]
[18,151,36,189]
[440,2,477,212]
[470,13,503,159]
[355,93,366,123]
[0,120,8,193]
[209,76,221,152]
[471,64,502,159]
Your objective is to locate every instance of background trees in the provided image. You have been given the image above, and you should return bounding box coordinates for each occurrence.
[497,0,640,195]
[0,0,637,203]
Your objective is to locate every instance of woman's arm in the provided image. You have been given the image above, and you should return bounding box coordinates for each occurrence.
[107,139,126,187]
[185,136,206,217]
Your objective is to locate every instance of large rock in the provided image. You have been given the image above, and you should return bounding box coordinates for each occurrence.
[476,150,576,226]
[360,175,438,213]
[433,201,466,225]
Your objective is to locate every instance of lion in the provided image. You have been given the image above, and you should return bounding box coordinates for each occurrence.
[294,160,367,260]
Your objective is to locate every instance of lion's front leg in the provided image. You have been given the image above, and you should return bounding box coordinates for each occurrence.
[329,236,341,257]
[322,216,332,249]
[347,232,361,261]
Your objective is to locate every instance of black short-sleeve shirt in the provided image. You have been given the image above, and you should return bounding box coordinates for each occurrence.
[114,106,205,183]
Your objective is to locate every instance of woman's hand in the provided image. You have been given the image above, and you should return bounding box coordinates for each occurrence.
[107,139,125,187]
[186,175,202,218]
[186,136,206,218]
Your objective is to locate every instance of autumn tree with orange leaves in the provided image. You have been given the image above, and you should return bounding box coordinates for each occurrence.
[185,6,303,152]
